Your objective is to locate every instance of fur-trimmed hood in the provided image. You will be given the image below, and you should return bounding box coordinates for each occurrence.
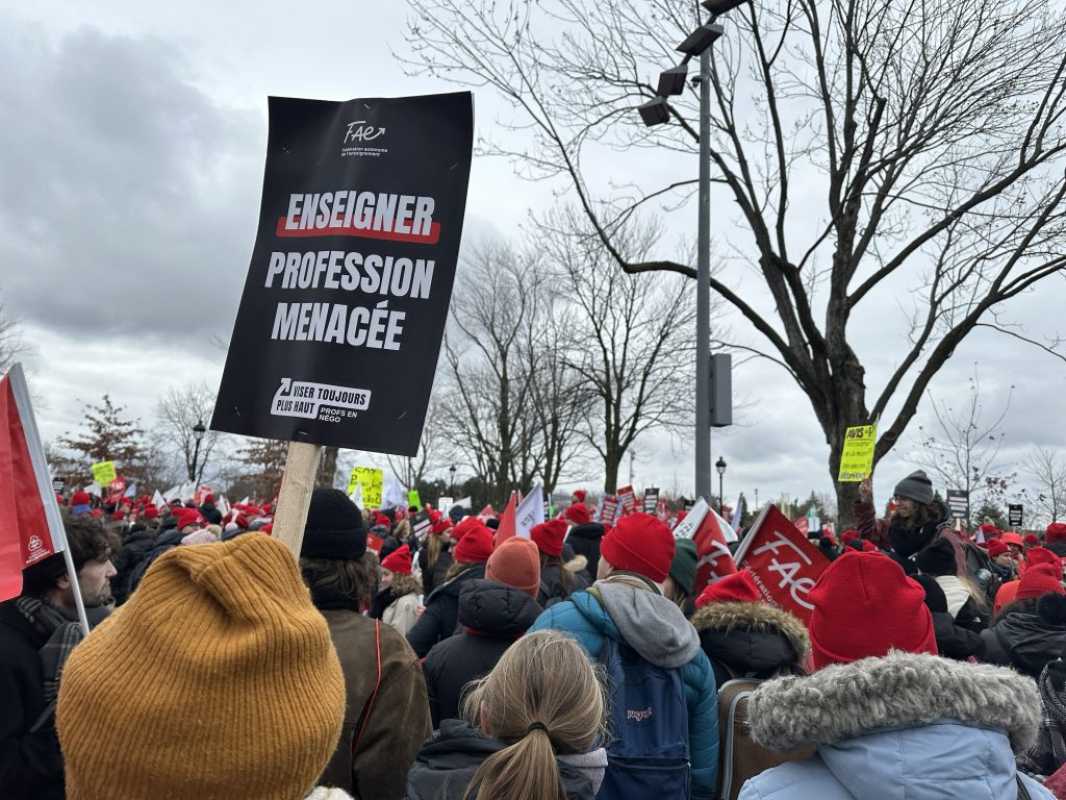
[690,601,810,660]
[691,601,809,681]
[748,651,1041,754]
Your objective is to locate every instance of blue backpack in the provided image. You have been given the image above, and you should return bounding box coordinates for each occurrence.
[597,626,691,799]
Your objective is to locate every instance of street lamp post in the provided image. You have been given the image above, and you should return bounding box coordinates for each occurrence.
[190,419,206,482]
[637,0,749,501]
[449,464,457,496]
[716,456,727,514]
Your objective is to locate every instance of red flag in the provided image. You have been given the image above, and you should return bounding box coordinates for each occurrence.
[492,492,518,548]
[0,366,65,602]
[734,505,831,624]
[793,516,810,535]
[692,508,739,598]
[477,504,496,521]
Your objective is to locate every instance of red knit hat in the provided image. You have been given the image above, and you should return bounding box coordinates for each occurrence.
[452,516,483,541]
[1001,532,1024,548]
[531,519,568,558]
[980,523,1002,539]
[840,529,861,546]
[987,539,1009,559]
[381,544,413,575]
[695,570,761,608]
[71,490,91,506]
[1024,534,1040,548]
[572,489,588,504]
[564,503,591,526]
[1026,547,1061,572]
[431,518,451,536]
[1047,523,1066,544]
[173,508,203,531]
[143,505,159,520]
[454,526,493,564]
[599,513,675,583]
[1017,563,1065,602]
[111,511,125,521]
[808,551,937,670]
[486,538,541,597]
[374,512,391,528]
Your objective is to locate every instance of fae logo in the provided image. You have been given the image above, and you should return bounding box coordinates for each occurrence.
[342,120,389,158]
[344,120,386,143]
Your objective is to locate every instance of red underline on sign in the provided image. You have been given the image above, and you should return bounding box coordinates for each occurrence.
[275,218,441,245]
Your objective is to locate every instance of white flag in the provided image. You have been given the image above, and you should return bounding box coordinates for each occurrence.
[163,484,182,502]
[124,483,137,499]
[152,490,166,508]
[730,494,745,532]
[381,476,408,510]
[85,483,102,498]
[218,495,231,517]
[673,498,709,539]
[516,485,545,540]
[454,496,472,509]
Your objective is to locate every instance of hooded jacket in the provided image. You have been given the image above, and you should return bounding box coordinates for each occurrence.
[981,596,1066,679]
[423,579,542,728]
[418,544,454,598]
[529,576,719,798]
[406,718,608,800]
[319,608,431,799]
[407,563,486,658]
[538,561,589,609]
[111,526,158,605]
[690,601,809,688]
[566,523,606,583]
[737,652,1052,800]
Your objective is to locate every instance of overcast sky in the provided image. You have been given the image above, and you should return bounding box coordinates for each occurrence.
[3,2,1064,517]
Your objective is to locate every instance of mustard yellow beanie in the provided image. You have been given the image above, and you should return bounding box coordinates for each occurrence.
[58,534,345,799]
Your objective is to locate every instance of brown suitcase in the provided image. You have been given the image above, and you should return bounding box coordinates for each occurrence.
[716,678,817,800]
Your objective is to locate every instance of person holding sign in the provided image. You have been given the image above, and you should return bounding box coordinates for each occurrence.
[854,470,952,574]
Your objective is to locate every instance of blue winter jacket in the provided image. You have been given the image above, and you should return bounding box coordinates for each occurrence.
[738,651,1053,800]
[529,577,719,798]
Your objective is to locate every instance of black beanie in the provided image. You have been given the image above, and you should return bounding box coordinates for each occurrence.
[894,470,934,506]
[300,488,367,561]
[916,537,957,577]
[912,573,948,614]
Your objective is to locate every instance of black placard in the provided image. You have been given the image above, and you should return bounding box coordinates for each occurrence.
[946,489,969,521]
[211,93,474,455]
[1008,504,1023,528]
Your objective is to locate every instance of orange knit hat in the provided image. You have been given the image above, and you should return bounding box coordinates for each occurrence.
[57,535,345,799]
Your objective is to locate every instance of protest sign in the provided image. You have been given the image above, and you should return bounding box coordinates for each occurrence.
[347,467,383,508]
[734,505,831,624]
[599,495,620,526]
[91,460,117,487]
[617,485,636,513]
[643,487,659,514]
[408,489,422,508]
[1008,504,1024,528]
[210,92,474,456]
[946,490,969,521]
[837,424,877,482]
[437,496,454,513]
[673,497,709,540]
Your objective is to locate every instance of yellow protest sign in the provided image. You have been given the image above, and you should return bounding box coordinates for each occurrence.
[408,489,422,508]
[91,461,117,486]
[347,467,383,508]
[838,425,877,482]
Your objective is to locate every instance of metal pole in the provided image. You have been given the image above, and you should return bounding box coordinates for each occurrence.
[695,48,712,501]
[719,472,724,513]
[190,438,201,483]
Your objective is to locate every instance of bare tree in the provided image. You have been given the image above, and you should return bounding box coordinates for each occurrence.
[438,241,542,503]
[1025,446,1066,524]
[543,212,697,491]
[156,383,224,485]
[386,399,449,491]
[0,303,34,375]
[910,367,1012,522]
[403,0,1066,522]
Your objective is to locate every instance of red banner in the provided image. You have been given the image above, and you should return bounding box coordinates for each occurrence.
[616,485,636,513]
[692,508,739,597]
[735,505,830,624]
[0,369,61,601]
[492,492,518,548]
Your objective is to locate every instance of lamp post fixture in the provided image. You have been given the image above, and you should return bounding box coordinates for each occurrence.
[190,419,207,482]
[636,0,749,502]
[449,464,457,496]
[716,456,727,513]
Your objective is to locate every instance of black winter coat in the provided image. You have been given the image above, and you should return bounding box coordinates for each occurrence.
[407,563,486,658]
[125,528,184,597]
[888,512,948,574]
[566,523,605,583]
[111,526,157,606]
[537,562,589,609]
[406,719,604,800]
[423,579,542,727]
[0,602,64,800]
[980,600,1066,679]
[690,599,810,689]
[932,611,985,661]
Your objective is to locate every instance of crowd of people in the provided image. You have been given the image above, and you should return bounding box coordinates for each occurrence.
[4,472,1066,799]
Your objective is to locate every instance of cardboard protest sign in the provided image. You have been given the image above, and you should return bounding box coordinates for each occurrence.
[673,497,708,539]
[599,495,620,526]
[1008,504,1023,528]
[408,489,422,508]
[837,424,877,482]
[91,460,117,487]
[734,505,831,624]
[617,485,636,513]
[347,467,383,508]
[211,93,474,455]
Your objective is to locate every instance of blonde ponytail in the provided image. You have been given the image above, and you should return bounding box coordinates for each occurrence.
[462,631,606,800]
